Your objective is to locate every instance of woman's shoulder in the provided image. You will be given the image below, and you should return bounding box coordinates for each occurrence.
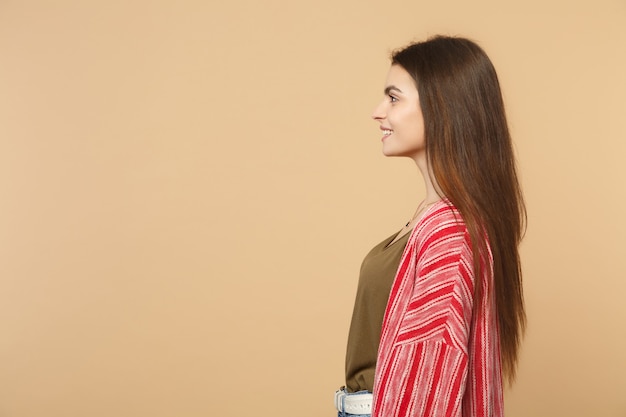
[418,199,466,233]
[413,200,469,253]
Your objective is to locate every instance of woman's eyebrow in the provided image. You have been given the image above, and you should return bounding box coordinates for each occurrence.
[384,86,403,95]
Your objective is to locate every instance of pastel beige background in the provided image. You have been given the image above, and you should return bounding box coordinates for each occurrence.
[1,1,625,416]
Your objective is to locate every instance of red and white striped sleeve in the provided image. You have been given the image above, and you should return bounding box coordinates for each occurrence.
[373,205,500,417]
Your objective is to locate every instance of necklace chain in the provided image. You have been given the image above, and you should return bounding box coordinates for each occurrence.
[404,199,440,227]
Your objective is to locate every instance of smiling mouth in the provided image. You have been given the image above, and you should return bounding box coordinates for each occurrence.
[382,129,393,136]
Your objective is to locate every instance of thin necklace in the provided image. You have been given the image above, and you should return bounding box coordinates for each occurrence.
[404,199,440,227]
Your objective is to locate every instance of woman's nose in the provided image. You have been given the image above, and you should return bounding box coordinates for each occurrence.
[371,101,385,121]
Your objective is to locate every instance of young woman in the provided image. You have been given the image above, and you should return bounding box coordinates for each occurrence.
[335,36,526,417]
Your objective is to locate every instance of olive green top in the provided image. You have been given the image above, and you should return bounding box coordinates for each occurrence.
[345,230,411,393]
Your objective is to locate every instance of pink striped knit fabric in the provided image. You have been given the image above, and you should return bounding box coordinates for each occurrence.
[372,201,503,417]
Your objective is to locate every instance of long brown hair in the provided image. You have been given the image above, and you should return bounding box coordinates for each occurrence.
[392,35,526,383]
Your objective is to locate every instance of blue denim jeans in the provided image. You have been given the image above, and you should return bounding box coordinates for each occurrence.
[337,412,371,417]
[336,389,372,417]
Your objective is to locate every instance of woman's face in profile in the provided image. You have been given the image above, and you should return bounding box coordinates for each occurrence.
[371,65,425,160]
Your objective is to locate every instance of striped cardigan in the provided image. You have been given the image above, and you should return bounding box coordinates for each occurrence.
[372,201,503,417]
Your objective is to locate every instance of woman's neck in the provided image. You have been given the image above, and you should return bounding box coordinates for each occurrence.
[413,153,443,203]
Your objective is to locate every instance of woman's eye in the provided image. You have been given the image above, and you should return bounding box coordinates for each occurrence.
[389,95,398,103]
